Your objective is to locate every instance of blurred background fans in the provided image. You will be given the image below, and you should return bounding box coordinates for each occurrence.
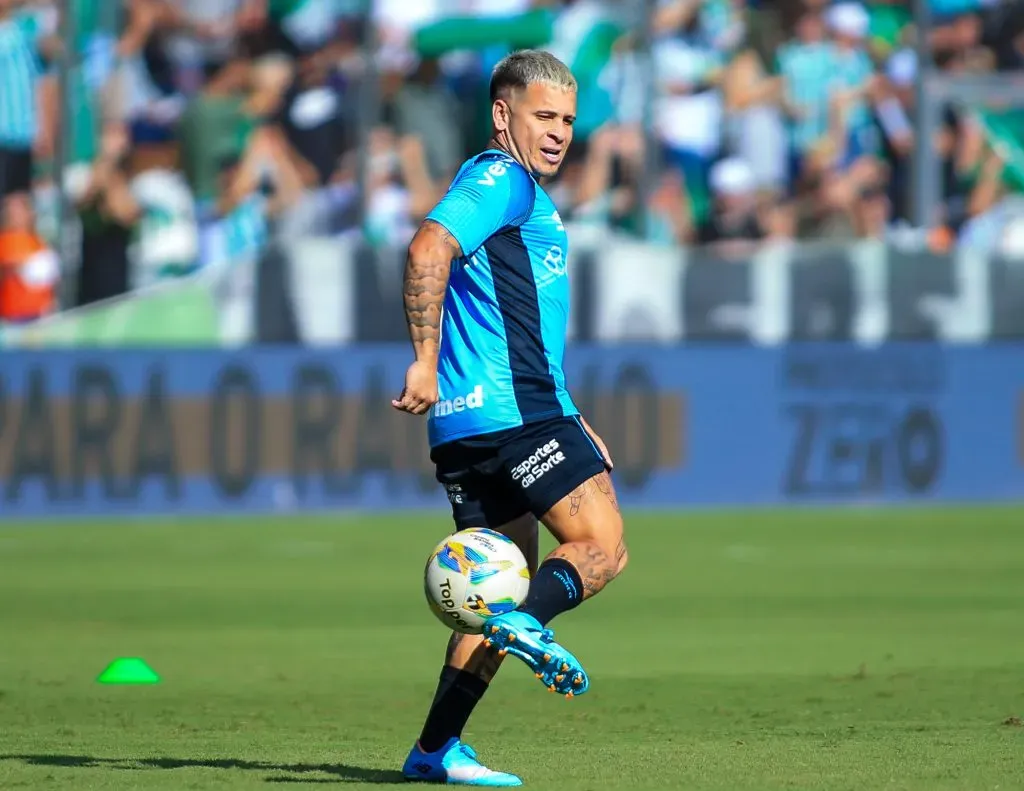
[0,0,1023,342]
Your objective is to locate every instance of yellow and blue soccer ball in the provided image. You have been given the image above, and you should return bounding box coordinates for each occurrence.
[424,528,531,635]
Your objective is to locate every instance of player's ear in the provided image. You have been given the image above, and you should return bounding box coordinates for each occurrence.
[492,99,511,133]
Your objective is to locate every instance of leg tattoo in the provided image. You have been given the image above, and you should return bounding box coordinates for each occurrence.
[566,472,619,519]
[594,472,620,513]
[446,631,504,683]
[549,541,617,599]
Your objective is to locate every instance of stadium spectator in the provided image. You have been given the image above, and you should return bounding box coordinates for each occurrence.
[696,156,772,252]
[0,0,59,202]
[721,24,788,196]
[66,121,138,307]
[825,2,879,171]
[777,6,837,187]
[0,192,59,322]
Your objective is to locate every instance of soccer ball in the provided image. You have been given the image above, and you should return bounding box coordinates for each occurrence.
[424,528,531,635]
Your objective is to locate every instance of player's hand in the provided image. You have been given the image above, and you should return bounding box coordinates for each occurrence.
[392,360,439,415]
[581,416,613,471]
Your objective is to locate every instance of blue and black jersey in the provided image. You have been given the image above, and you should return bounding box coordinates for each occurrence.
[425,150,578,448]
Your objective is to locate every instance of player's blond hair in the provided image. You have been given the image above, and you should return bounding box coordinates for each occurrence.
[489,49,578,102]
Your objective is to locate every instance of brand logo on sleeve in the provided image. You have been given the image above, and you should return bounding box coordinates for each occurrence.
[477,160,508,186]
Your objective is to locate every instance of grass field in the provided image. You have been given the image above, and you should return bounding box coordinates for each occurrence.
[1,508,1023,790]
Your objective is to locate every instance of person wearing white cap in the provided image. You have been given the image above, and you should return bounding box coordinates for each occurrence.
[825,2,880,170]
[709,157,757,198]
[777,6,834,181]
[695,156,770,248]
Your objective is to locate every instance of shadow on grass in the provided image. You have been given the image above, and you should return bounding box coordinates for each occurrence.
[0,754,405,785]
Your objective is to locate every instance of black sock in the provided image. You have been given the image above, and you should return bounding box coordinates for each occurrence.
[418,667,489,754]
[518,558,584,626]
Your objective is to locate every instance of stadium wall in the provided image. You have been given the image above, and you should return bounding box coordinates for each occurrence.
[0,344,1021,518]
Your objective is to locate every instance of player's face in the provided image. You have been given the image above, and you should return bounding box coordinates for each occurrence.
[504,82,576,179]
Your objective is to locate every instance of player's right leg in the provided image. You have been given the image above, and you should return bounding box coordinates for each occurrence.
[483,471,626,697]
[481,417,628,697]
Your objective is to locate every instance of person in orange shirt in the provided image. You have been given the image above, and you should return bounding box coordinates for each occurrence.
[0,194,60,323]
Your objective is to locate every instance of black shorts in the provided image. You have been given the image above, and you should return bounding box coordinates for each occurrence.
[0,147,32,197]
[432,415,608,531]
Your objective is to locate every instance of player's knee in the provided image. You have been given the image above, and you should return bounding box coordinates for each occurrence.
[580,513,625,574]
[591,530,625,578]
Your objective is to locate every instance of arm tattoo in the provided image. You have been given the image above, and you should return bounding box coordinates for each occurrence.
[421,219,463,257]
[403,220,462,358]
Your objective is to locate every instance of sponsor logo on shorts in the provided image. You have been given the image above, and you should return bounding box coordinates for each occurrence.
[433,385,484,418]
[444,483,464,505]
[512,439,566,489]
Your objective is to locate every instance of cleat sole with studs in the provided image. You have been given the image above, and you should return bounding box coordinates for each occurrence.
[482,618,589,697]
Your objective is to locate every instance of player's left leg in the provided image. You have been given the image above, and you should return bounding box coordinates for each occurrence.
[415,513,539,751]
[404,510,537,786]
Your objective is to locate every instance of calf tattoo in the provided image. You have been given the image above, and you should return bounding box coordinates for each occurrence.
[550,541,617,599]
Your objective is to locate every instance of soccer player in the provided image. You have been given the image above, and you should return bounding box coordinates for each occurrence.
[391,50,628,786]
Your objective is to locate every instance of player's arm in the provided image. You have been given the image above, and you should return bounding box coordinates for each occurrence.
[393,158,533,415]
[402,219,463,364]
[390,220,462,415]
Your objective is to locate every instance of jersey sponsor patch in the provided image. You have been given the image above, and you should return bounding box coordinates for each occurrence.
[476,159,509,186]
[433,385,485,418]
[537,244,567,289]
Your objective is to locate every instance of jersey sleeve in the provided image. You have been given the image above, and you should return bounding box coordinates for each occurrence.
[426,158,535,256]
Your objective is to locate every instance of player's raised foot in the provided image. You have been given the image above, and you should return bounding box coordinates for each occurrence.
[402,738,522,786]
[482,611,589,697]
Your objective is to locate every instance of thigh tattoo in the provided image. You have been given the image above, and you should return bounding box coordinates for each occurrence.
[568,472,619,518]
[594,472,620,513]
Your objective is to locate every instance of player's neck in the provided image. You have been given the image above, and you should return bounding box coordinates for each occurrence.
[487,137,517,162]
[487,136,537,181]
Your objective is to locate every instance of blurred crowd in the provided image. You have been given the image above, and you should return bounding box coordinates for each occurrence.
[2,0,1024,323]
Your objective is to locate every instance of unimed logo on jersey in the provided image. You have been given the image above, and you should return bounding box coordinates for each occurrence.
[476,160,508,186]
[512,440,566,489]
[433,385,485,418]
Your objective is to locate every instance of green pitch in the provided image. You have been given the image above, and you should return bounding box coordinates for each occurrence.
[1,508,1023,790]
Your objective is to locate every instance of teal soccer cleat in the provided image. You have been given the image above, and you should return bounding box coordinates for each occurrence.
[402,738,522,786]
[483,611,589,697]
